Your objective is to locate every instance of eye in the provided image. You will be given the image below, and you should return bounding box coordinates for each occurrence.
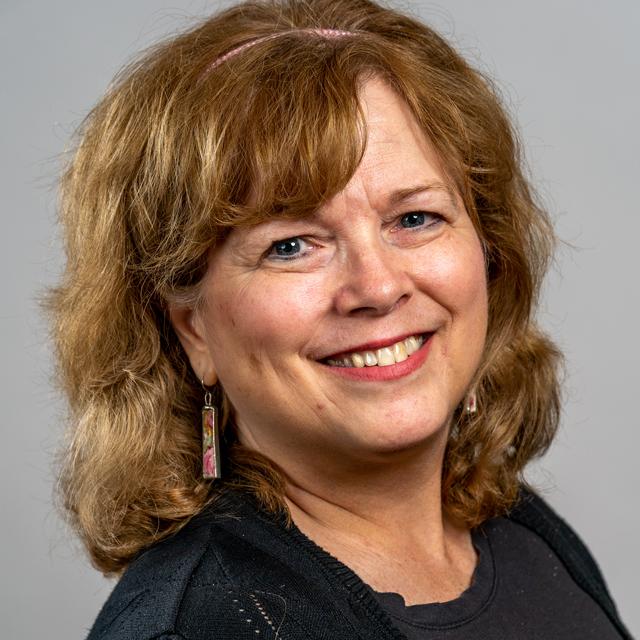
[399,211,442,229]
[267,236,311,261]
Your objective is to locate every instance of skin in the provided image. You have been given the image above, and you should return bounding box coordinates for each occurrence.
[171,77,489,604]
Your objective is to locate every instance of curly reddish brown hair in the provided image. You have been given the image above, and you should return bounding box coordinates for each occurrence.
[47,0,562,575]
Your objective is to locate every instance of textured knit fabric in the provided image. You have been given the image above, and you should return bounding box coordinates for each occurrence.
[85,487,633,640]
[374,516,623,638]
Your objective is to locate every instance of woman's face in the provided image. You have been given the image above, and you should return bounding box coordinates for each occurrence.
[175,77,488,471]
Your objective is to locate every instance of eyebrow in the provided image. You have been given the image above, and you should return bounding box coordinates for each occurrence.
[388,182,458,208]
[244,181,460,237]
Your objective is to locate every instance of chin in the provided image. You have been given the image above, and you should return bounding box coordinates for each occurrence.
[354,414,449,456]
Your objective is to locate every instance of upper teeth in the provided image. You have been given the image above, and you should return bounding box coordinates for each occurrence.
[326,335,426,368]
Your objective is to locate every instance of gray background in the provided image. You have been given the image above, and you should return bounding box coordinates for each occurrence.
[1,1,638,638]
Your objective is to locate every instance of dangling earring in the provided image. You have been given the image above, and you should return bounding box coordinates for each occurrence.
[465,390,478,416]
[201,379,222,480]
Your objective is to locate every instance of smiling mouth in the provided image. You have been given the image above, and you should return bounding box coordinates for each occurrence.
[321,333,431,368]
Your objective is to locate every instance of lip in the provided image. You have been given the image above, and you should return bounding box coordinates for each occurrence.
[318,331,432,361]
[319,333,433,382]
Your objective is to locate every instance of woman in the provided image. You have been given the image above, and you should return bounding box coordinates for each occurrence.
[48,0,631,638]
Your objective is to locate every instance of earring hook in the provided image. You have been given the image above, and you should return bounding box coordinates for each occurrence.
[201,377,212,407]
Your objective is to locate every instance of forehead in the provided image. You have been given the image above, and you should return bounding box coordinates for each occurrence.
[360,77,422,137]
[334,77,457,208]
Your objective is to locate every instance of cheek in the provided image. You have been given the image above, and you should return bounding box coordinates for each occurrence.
[207,274,328,359]
[416,236,488,323]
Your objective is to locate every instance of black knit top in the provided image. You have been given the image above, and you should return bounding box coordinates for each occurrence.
[86,487,633,639]
[374,516,623,638]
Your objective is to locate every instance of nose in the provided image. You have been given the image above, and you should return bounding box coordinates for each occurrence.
[334,240,413,317]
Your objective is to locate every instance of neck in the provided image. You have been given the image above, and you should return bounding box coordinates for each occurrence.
[281,426,477,604]
[283,425,457,562]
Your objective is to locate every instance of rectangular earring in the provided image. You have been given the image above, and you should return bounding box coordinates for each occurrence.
[202,385,222,480]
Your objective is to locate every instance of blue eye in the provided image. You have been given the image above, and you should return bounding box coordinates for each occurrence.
[399,211,443,231]
[268,237,308,260]
[400,212,426,228]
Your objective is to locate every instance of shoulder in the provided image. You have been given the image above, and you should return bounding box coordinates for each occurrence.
[507,486,604,574]
[86,511,218,640]
[505,486,618,615]
[85,493,334,640]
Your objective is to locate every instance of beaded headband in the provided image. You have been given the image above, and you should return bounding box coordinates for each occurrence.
[206,28,355,72]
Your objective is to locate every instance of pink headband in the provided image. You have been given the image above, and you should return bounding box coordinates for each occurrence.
[206,28,355,72]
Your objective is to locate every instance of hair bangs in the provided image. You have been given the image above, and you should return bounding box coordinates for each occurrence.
[196,35,376,226]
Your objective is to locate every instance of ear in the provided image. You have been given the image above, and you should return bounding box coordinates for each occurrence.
[167,303,218,386]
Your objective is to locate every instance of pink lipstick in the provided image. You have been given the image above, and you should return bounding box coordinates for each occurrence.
[321,333,433,382]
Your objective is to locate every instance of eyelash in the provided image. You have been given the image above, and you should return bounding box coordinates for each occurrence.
[265,211,444,262]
